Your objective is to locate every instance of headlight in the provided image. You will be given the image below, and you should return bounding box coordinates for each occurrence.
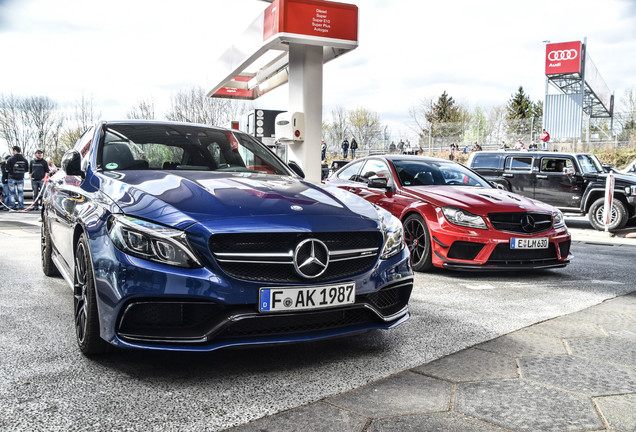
[442,207,487,229]
[625,185,636,196]
[108,215,202,268]
[375,206,405,259]
[553,210,565,228]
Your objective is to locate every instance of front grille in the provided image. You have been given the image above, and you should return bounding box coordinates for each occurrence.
[448,241,485,260]
[209,232,382,283]
[116,279,413,345]
[488,212,553,234]
[486,243,557,265]
[118,301,225,341]
[218,307,379,339]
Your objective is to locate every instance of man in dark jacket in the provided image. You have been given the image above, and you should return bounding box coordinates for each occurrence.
[341,137,349,159]
[6,146,29,210]
[1,155,9,210]
[350,138,358,159]
[29,149,49,211]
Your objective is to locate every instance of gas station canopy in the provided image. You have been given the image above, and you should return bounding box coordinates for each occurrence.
[208,0,358,100]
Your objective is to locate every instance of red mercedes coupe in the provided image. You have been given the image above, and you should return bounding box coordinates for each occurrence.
[325,155,571,272]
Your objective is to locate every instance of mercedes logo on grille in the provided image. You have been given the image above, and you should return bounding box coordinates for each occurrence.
[294,239,329,279]
[520,215,536,232]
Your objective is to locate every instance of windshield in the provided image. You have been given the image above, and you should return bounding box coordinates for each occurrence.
[393,159,492,188]
[577,154,604,174]
[99,123,291,175]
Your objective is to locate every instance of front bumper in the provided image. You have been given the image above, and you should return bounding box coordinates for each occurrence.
[91,240,413,351]
[428,212,572,271]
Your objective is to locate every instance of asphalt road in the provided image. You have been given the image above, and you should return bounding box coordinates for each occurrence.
[1,214,635,431]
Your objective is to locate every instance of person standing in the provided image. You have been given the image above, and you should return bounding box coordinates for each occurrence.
[320,141,326,161]
[1,155,9,210]
[349,137,358,159]
[6,146,29,210]
[29,149,49,211]
[341,137,349,159]
[540,129,550,150]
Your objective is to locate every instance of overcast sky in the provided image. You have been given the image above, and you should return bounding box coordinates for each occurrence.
[1,0,635,133]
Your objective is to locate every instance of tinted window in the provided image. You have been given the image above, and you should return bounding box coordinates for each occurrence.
[337,160,363,182]
[471,154,500,169]
[393,159,491,187]
[505,157,533,171]
[540,157,573,173]
[358,159,391,184]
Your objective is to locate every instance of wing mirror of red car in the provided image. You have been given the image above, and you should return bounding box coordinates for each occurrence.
[368,176,389,189]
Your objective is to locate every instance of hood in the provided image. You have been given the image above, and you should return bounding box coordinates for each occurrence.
[95,170,382,230]
[406,186,556,214]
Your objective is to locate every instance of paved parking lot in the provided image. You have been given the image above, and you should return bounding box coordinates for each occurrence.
[0,212,635,431]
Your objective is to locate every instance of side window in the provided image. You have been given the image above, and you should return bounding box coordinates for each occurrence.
[505,156,533,171]
[471,154,500,169]
[540,158,573,173]
[359,159,391,184]
[337,161,363,182]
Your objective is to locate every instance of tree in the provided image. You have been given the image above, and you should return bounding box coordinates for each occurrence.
[347,107,382,150]
[57,94,101,163]
[427,91,461,124]
[166,86,250,126]
[410,92,468,144]
[0,94,63,158]
[618,88,636,142]
[323,106,348,152]
[126,98,155,120]
[506,86,537,139]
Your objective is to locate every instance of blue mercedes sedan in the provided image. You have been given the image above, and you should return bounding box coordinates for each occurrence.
[41,121,413,355]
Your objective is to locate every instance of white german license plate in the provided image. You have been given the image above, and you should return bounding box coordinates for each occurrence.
[510,238,548,249]
[259,283,355,312]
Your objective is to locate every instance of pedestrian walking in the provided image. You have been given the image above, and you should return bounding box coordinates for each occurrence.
[6,146,29,210]
[321,141,326,161]
[341,137,349,159]
[29,149,49,211]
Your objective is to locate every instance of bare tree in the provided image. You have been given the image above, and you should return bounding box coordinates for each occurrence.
[56,94,101,162]
[323,106,348,152]
[126,98,156,120]
[0,94,64,158]
[347,107,382,150]
[166,86,250,126]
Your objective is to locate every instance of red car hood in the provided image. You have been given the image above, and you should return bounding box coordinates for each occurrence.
[405,186,556,214]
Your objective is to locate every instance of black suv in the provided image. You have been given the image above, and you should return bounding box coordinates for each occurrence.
[468,151,636,231]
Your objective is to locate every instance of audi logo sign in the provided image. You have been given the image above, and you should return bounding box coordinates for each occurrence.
[545,41,582,76]
[547,49,578,61]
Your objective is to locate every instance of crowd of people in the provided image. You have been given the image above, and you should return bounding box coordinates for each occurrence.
[1,146,56,212]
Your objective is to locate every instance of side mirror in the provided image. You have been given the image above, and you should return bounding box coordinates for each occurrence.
[368,176,389,189]
[492,182,506,190]
[287,160,305,178]
[61,150,85,178]
[563,167,575,175]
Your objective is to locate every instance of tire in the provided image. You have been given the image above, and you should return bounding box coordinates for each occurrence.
[588,197,628,231]
[41,217,60,277]
[74,234,109,355]
[403,213,433,272]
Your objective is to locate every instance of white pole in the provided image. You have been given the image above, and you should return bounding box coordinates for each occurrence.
[603,171,615,232]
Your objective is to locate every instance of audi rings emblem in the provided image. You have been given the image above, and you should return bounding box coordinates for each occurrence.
[294,239,330,278]
[548,49,578,61]
[520,215,536,233]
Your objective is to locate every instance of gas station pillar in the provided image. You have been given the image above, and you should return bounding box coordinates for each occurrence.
[287,44,323,183]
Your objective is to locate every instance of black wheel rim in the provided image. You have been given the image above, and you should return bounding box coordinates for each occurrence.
[74,243,88,344]
[404,218,427,265]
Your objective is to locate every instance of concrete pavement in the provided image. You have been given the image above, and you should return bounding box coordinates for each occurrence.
[1,212,635,432]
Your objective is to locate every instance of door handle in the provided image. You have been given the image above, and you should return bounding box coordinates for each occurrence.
[503,173,513,177]
[536,175,548,179]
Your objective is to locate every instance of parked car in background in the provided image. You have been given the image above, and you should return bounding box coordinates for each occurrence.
[324,155,571,272]
[41,121,413,355]
[468,151,636,231]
